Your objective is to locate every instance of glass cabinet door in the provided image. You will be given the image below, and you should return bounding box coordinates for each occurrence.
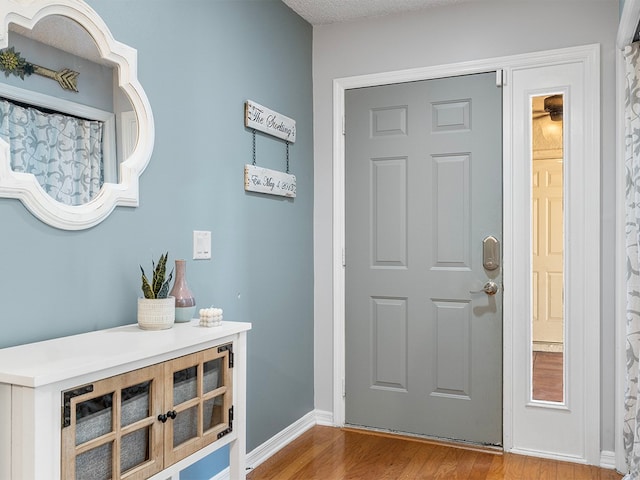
[61,364,164,480]
[61,344,233,477]
[163,344,233,466]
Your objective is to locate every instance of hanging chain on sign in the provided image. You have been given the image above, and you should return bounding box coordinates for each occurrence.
[244,100,297,198]
[286,141,290,174]
[252,129,257,166]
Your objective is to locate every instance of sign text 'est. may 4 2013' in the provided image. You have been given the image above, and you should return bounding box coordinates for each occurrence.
[244,164,296,198]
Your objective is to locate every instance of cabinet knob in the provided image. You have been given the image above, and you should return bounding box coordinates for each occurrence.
[167,410,177,419]
[158,413,168,423]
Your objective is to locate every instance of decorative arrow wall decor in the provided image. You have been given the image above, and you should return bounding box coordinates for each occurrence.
[0,46,79,92]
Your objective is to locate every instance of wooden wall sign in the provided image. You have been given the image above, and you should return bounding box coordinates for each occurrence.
[245,100,296,143]
[244,164,296,198]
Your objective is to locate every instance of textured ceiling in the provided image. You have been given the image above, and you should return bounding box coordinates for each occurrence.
[282,0,614,25]
[281,0,479,25]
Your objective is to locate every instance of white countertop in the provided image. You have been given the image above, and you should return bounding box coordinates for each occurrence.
[0,320,251,388]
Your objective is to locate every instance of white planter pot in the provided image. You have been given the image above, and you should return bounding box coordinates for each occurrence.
[137,297,175,330]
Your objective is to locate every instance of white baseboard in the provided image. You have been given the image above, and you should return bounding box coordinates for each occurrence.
[246,410,318,471]
[314,409,334,426]
[508,447,588,465]
[210,409,330,480]
[508,447,621,471]
[600,450,617,470]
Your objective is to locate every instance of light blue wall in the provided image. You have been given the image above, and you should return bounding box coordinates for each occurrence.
[0,0,313,477]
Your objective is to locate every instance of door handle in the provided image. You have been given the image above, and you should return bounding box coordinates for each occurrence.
[470,281,499,296]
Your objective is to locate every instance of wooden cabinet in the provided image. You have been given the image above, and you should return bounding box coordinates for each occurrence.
[61,345,233,479]
[62,362,165,479]
[0,320,250,480]
[163,346,233,467]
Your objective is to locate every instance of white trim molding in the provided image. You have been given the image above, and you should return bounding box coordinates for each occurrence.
[332,44,601,465]
[0,0,154,230]
[600,450,617,471]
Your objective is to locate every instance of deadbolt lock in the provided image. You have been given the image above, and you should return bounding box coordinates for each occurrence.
[483,235,500,271]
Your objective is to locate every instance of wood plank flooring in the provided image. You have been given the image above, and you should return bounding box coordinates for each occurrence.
[532,351,563,402]
[247,426,623,480]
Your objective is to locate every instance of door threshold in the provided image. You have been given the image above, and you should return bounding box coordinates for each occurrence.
[342,424,503,455]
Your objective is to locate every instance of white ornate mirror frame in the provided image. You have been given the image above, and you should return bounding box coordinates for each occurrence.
[0,0,154,230]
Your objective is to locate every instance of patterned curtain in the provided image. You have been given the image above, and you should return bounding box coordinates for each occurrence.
[0,98,104,206]
[624,42,640,480]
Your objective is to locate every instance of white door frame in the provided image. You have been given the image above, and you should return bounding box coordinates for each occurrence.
[332,44,600,464]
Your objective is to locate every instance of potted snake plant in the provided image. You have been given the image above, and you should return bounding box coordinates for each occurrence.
[137,252,175,330]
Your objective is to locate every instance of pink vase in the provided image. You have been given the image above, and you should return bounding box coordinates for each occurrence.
[169,259,196,322]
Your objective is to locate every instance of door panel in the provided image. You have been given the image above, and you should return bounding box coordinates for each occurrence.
[532,159,564,345]
[371,297,408,391]
[372,158,407,267]
[345,72,502,445]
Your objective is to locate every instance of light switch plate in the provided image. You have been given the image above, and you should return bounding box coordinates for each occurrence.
[193,230,211,260]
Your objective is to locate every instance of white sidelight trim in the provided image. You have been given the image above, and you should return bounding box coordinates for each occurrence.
[505,44,600,464]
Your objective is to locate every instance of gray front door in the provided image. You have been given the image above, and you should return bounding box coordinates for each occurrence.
[345,72,502,445]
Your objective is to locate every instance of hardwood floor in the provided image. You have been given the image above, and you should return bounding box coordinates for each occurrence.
[532,351,564,402]
[533,352,564,402]
[247,426,623,480]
